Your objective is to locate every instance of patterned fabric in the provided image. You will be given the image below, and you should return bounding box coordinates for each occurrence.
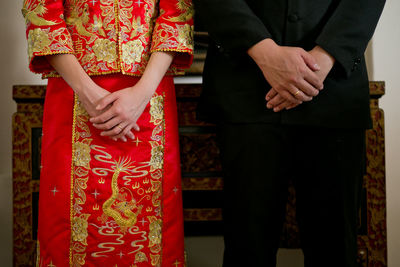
[22,0,194,77]
[37,74,185,267]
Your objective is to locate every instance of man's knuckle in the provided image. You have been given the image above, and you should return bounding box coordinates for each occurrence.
[299,66,308,74]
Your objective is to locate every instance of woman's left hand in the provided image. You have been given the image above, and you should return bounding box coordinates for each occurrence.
[90,84,153,142]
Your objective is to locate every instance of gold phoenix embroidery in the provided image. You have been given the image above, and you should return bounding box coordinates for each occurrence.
[165,0,193,22]
[22,0,59,26]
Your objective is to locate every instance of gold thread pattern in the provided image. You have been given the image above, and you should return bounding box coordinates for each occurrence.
[67,92,166,265]
[23,0,193,77]
[102,158,144,227]
[70,97,91,267]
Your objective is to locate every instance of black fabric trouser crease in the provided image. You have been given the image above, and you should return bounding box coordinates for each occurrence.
[217,123,366,267]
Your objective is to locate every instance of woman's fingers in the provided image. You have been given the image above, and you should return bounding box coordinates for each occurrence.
[125,130,135,140]
[92,116,122,131]
[113,124,136,142]
[96,92,119,110]
[90,107,116,124]
[132,124,140,132]
[101,121,129,137]
[103,122,139,142]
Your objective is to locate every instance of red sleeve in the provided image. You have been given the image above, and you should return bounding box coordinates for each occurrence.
[22,0,75,74]
[150,0,194,70]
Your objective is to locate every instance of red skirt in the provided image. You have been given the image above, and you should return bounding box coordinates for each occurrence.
[37,74,185,267]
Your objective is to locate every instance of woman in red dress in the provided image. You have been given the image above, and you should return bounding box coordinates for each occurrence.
[22,0,193,266]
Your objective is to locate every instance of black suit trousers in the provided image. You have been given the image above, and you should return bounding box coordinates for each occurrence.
[217,123,365,267]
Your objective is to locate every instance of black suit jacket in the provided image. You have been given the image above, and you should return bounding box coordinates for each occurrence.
[195,0,385,128]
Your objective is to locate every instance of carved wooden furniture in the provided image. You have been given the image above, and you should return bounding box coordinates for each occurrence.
[12,82,386,266]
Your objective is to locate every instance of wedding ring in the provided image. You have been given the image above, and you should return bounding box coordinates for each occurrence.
[117,125,123,130]
[294,90,301,96]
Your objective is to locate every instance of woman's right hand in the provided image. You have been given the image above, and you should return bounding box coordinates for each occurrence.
[76,85,110,118]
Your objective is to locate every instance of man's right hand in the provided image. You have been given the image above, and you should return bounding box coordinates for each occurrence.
[248,38,323,104]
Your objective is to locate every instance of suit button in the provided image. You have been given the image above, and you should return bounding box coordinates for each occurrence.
[215,44,225,53]
[288,14,299,22]
[355,58,361,63]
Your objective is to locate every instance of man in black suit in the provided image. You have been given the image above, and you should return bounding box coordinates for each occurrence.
[194,0,386,266]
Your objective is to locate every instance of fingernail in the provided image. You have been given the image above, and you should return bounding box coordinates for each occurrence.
[266,96,270,101]
[100,132,104,136]
[113,138,117,141]
[266,104,272,109]
[96,105,101,110]
[123,138,127,142]
[314,63,320,70]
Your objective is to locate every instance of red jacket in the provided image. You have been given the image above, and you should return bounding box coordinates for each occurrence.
[22,0,194,77]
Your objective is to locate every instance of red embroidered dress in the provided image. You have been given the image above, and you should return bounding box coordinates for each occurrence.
[22,0,193,266]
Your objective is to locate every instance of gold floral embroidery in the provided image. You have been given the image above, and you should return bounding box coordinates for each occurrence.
[27,28,51,59]
[151,179,162,207]
[135,251,148,263]
[70,95,91,267]
[149,95,164,123]
[27,27,74,63]
[93,38,117,63]
[150,254,161,266]
[148,218,162,247]
[75,99,88,116]
[177,24,193,48]
[122,40,144,64]
[74,141,91,167]
[149,142,164,172]
[151,23,194,53]
[71,214,90,244]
